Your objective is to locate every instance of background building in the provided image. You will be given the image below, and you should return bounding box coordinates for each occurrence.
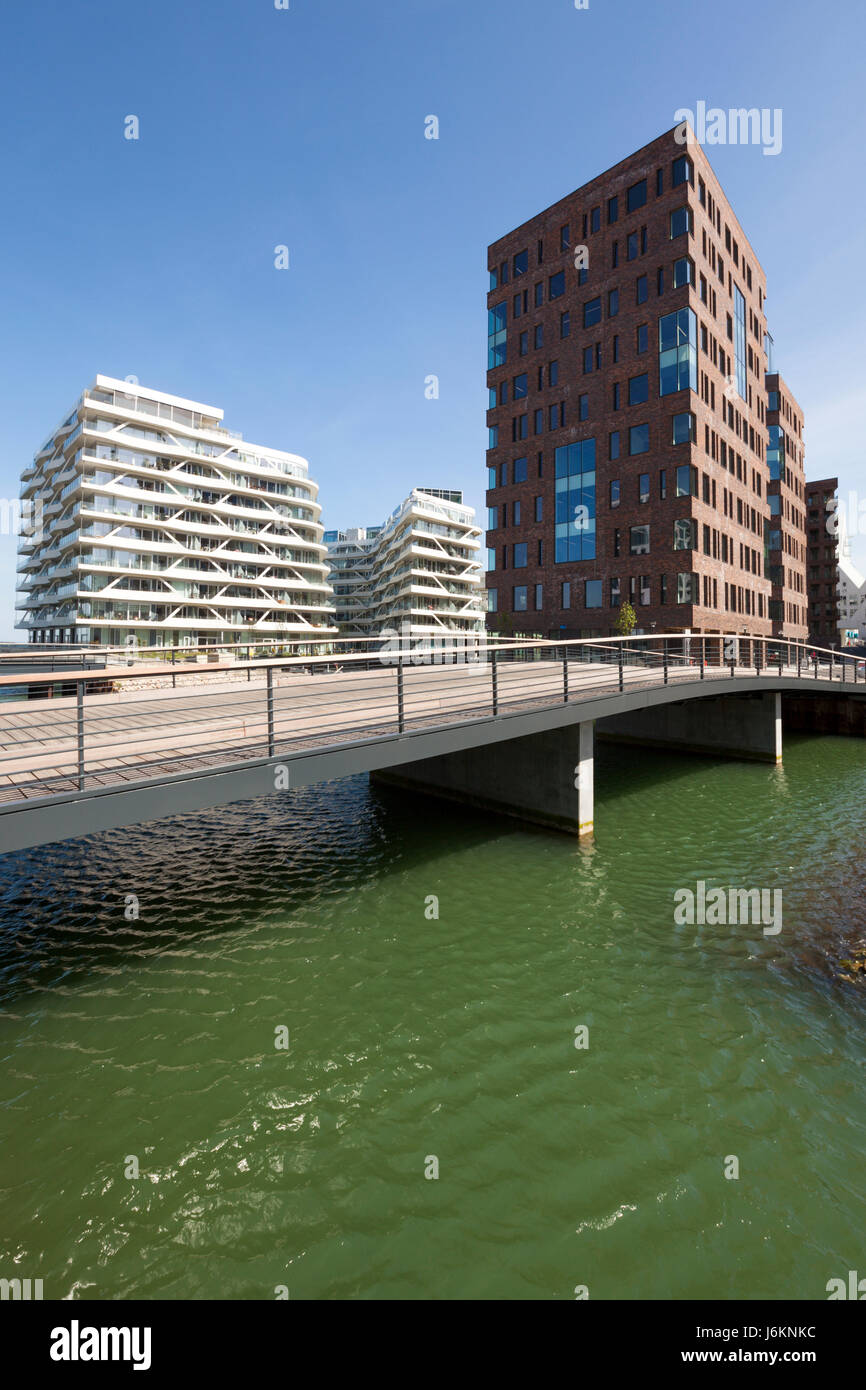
[765,373,808,641]
[806,477,840,647]
[325,488,484,639]
[485,127,807,642]
[16,376,336,647]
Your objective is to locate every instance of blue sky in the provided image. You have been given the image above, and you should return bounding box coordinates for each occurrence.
[1,0,864,638]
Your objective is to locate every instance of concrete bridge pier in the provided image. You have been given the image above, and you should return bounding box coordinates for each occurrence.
[372,720,595,837]
[599,690,782,763]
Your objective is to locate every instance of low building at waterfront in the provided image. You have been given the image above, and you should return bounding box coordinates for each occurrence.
[325,489,485,640]
[16,376,337,647]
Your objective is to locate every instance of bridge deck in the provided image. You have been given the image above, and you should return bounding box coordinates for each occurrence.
[0,657,717,804]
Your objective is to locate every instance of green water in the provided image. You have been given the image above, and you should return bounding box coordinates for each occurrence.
[1,735,865,1301]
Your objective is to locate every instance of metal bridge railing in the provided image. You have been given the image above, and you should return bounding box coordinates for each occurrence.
[0,635,860,806]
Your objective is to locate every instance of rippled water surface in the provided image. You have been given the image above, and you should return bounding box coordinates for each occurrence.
[1,734,866,1300]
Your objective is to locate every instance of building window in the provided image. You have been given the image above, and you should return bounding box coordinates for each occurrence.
[584,298,602,328]
[636,275,648,304]
[534,324,544,349]
[590,207,601,233]
[562,581,571,609]
[673,257,693,287]
[513,585,528,611]
[554,439,597,563]
[519,331,529,356]
[610,577,621,607]
[560,224,570,251]
[549,360,559,386]
[675,463,698,496]
[608,288,619,317]
[610,478,621,507]
[513,373,528,399]
[513,457,528,483]
[583,347,594,374]
[659,468,667,499]
[513,500,522,525]
[549,271,565,300]
[487,588,498,612]
[629,524,650,556]
[670,206,692,239]
[627,232,639,261]
[488,426,498,448]
[488,302,507,368]
[535,583,543,610]
[579,394,589,421]
[677,573,698,604]
[733,284,747,400]
[607,195,618,224]
[659,307,697,395]
[671,154,692,187]
[636,323,648,353]
[585,579,603,608]
[672,411,695,444]
[639,575,652,606]
[629,423,649,455]
[499,461,509,486]
[673,518,697,550]
[535,281,544,308]
[513,543,528,568]
[514,250,528,277]
[639,473,650,503]
[487,506,498,530]
[487,465,497,489]
[628,373,649,405]
[612,382,621,410]
[627,179,647,212]
[535,495,543,522]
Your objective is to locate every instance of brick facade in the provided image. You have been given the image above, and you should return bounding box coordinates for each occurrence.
[485,127,807,642]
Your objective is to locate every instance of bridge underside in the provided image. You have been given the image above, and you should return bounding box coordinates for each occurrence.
[374,692,783,838]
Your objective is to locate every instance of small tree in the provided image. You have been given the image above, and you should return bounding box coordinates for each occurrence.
[614,600,637,637]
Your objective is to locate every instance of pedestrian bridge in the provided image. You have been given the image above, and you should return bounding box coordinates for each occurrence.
[0,635,861,853]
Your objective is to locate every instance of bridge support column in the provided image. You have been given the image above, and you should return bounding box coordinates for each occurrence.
[372,720,595,837]
[599,691,782,763]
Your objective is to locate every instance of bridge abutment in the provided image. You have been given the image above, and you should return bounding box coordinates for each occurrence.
[372,719,595,837]
[598,690,782,763]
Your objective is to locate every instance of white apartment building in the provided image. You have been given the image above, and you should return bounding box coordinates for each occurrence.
[16,376,337,647]
[325,489,484,639]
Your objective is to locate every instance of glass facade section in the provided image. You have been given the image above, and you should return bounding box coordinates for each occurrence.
[659,308,697,395]
[554,439,596,562]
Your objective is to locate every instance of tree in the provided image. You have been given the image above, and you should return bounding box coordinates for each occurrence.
[614,600,637,637]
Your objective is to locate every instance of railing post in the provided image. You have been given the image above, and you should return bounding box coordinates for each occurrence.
[830,652,834,683]
[797,646,801,679]
[76,679,85,791]
[700,635,705,680]
[563,653,569,703]
[663,639,668,686]
[755,642,760,678]
[171,646,176,689]
[618,642,624,692]
[491,650,499,715]
[397,657,406,732]
[266,665,275,755]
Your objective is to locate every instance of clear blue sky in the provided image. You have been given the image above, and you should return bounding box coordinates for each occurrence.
[1,0,864,638]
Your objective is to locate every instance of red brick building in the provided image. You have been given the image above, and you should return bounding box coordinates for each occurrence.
[806,477,840,647]
[485,127,807,642]
[766,373,808,641]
